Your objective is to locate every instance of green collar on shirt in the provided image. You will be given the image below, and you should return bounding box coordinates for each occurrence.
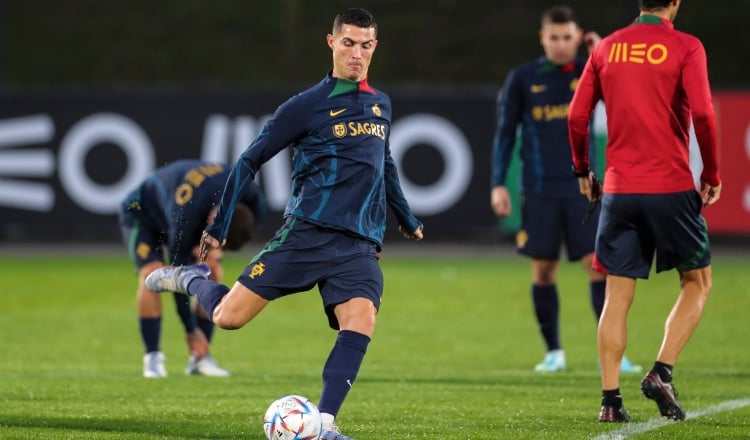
[328,77,359,98]
[635,14,666,25]
[538,58,575,73]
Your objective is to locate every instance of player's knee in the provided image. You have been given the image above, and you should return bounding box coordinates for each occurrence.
[343,316,376,336]
[355,311,377,333]
[532,259,557,285]
[212,315,243,330]
[342,311,376,331]
[680,267,713,298]
[211,307,248,330]
[335,300,377,335]
[533,270,556,285]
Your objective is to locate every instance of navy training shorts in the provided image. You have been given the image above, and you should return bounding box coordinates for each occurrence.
[516,192,597,261]
[237,217,383,330]
[118,212,168,270]
[595,190,711,279]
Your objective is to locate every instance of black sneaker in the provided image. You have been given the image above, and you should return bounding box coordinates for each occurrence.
[599,405,631,422]
[641,371,686,420]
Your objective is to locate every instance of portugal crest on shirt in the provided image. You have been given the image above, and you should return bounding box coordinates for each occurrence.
[570,78,579,91]
[332,123,347,138]
[372,104,381,117]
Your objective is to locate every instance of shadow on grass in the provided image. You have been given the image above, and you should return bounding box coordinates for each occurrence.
[0,415,266,439]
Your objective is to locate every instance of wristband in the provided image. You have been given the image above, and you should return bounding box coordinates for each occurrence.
[571,164,589,178]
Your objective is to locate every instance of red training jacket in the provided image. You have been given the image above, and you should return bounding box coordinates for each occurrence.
[569,15,720,193]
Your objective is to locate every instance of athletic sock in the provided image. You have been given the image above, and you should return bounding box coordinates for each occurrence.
[173,292,197,332]
[139,317,161,353]
[652,361,674,382]
[590,280,606,321]
[197,316,215,342]
[187,278,229,324]
[532,284,560,351]
[318,330,371,417]
[602,388,623,408]
[320,412,335,430]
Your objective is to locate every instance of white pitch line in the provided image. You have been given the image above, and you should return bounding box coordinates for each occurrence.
[592,397,750,440]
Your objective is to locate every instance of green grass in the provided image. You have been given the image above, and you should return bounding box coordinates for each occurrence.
[2,251,749,439]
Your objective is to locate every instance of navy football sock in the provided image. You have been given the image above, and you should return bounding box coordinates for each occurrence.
[187,278,229,324]
[602,388,623,408]
[173,292,197,332]
[318,330,371,417]
[652,361,674,382]
[197,316,215,342]
[532,284,560,351]
[139,317,161,353]
[590,280,606,321]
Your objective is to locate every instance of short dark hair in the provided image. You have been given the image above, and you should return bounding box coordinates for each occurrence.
[224,203,255,251]
[541,6,579,26]
[639,0,673,10]
[332,8,377,35]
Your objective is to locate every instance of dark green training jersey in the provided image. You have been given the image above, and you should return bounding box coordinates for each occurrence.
[207,74,420,247]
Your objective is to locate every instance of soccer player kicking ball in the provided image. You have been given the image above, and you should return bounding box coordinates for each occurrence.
[568,0,721,423]
[146,8,423,440]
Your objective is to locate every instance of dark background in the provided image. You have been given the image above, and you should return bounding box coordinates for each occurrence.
[1,1,747,245]
[2,0,746,90]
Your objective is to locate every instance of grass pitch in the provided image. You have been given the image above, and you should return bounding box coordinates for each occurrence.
[1,249,749,439]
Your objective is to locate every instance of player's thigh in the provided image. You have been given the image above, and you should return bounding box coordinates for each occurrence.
[561,193,597,261]
[319,248,383,331]
[236,218,322,300]
[518,193,563,259]
[644,191,711,273]
[596,194,654,279]
[213,281,270,329]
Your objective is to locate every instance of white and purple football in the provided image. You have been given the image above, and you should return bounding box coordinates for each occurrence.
[263,394,323,440]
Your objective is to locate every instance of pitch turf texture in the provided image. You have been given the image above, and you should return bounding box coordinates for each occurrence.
[2,252,749,439]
